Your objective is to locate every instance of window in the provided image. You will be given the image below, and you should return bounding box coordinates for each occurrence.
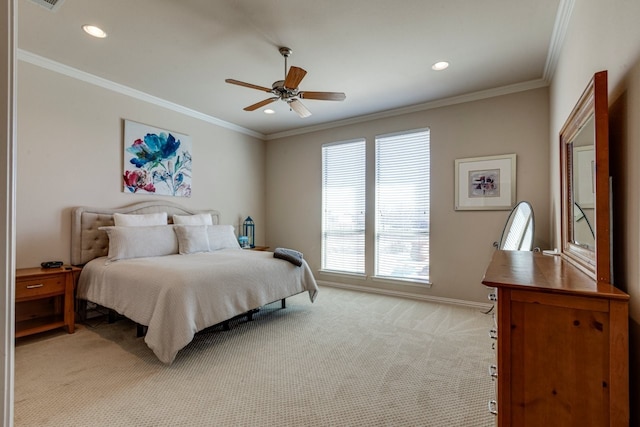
[375,129,430,282]
[321,139,366,274]
[321,129,430,284]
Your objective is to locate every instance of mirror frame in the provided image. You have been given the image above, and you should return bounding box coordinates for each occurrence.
[560,70,610,283]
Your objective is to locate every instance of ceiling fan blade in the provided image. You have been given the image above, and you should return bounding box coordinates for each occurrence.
[244,97,279,111]
[284,66,307,89]
[225,79,272,93]
[299,91,346,101]
[288,99,312,118]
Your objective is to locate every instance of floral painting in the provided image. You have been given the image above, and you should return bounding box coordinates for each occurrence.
[123,120,192,197]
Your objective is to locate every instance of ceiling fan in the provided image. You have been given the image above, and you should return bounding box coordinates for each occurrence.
[225,47,346,118]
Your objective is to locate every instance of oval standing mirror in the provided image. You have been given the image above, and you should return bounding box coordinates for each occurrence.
[498,201,535,250]
[560,70,610,283]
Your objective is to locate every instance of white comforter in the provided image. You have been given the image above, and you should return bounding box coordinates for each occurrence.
[77,249,319,364]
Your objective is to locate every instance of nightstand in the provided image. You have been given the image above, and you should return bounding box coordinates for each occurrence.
[246,246,270,251]
[15,266,81,338]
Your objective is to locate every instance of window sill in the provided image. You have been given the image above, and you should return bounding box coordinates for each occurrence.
[318,269,366,280]
[317,270,431,288]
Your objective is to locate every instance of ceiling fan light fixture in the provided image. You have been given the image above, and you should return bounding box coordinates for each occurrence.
[82,24,107,38]
[288,99,312,118]
[226,46,345,118]
[432,61,449,71]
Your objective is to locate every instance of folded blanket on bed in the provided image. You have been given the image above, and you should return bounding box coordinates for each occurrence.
[274,247,303,267]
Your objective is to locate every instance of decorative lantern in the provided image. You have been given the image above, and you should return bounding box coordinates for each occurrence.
[243,216,255,248]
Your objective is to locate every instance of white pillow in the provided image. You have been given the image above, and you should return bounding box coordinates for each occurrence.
[172,213,213,226]
[173,225,211,254]
[113,212,167,227]
[207,225,241,251]
[99,225,178,262]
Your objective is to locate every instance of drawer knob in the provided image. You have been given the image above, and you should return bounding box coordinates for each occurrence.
[488,400,498,415]
[489,364,498,379]
[489,328,498,340]
[26,284,44,289]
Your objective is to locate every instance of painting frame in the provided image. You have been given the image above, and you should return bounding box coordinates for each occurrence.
[123,120,192,198]
[454,153,516,211]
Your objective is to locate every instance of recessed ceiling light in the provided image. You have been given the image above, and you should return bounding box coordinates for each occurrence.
[431,61,449,71]
[264,109,275,115]
[82,25,107,39]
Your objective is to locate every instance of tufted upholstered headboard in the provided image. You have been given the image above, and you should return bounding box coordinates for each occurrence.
[71,200,221,266]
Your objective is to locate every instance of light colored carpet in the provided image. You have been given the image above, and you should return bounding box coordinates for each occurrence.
[15,286,496,426]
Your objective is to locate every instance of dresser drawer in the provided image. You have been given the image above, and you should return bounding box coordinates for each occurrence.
[16,275,65,300]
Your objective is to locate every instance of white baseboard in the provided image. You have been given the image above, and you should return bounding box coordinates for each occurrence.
[317,280,493,311]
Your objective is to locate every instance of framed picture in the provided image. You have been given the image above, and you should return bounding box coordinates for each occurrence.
[454,153,516,210]
[123,120,192,197]
[574,145,595,209]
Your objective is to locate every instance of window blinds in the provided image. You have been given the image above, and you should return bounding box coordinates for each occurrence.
[321,139,366,274]
[375,129,430,281]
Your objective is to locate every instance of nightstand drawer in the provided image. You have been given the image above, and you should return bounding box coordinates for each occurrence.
[15,275,65,300]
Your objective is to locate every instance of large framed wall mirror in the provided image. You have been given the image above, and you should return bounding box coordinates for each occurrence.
[560,71,610,283]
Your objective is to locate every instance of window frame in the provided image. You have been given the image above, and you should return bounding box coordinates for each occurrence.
[319,128,431,286]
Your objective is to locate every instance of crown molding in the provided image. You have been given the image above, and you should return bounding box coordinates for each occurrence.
[266,78,549,140]
[19,30,561,142]
[17,49,265,140]
[543,0,575,82]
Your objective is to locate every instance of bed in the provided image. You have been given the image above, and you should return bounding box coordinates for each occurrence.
[71,201,319,364]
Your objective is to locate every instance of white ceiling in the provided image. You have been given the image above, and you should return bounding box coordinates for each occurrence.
[17,0,565,138]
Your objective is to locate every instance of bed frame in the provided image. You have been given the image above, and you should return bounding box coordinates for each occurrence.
[71,200,288,337]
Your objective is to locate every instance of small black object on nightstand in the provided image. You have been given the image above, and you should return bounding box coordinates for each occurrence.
[41,261,63,269]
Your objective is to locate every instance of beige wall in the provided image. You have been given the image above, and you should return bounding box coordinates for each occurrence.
[549,0,640,416]
[16,62,266,268]
[265,87,550,304]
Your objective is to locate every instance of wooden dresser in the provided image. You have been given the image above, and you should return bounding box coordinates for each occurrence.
[15,266,81,338]
[482,250,629,426]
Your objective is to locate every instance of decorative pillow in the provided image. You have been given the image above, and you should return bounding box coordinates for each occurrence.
[172,213,213,226]
[207,225,241,251]
[113,212,168,227]
[99,225,178,262]
[173,225,211,254]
